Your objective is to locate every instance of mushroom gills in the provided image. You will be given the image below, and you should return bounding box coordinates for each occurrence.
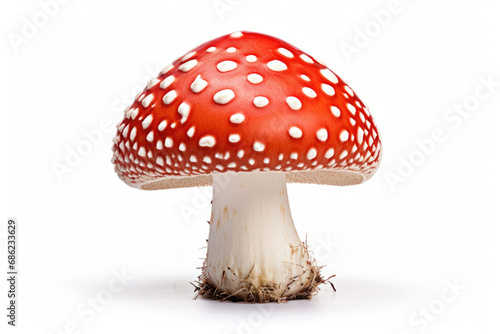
[199,172,324,302]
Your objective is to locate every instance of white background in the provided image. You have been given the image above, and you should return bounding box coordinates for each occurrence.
[1,0,499,333]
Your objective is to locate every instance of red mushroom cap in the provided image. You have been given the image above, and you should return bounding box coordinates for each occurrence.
[111,31,382,190]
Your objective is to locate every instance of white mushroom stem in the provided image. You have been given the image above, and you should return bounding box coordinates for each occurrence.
[204,172,316,300]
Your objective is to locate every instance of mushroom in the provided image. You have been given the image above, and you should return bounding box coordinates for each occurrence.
[111,31,382,302]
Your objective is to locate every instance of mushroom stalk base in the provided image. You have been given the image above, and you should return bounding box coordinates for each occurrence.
[197,172,325,302]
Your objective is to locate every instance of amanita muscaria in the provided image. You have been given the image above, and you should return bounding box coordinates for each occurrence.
[112,31,382,302]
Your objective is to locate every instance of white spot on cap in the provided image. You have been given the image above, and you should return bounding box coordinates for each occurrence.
[158,120,167,131]
[182,51,196,61]
[163,90,177,105]
[161,64,173,74]
[230,31,243,37]
[160,75,174,89]
[178,102,190,124]
[340,130,349,142]
[207,46,216,52]
[359,112,366,123]
[138,147,146,157]
[179,59,197,72]
[331,106,341,117]
[217,60,237,72]
[263,158,270,164]
[286,96,302,110]
[226,47,236,53]
[267,60,287,72]
[187,126,195,137]
[199,136,216,147]
[142,94,154,108]
[146,131,154,142]
[320,69,339,84]
[316,129,328,141]
[179,143,186,151]
[302,87,317,98]
[253,96,269,108]
[147,79,160,90]
[278,48,293,58]
[300,74,310,81]
[156,156,164,166]
[307,148,317,160]
[289,127,302,138]
[214,89,235,104]
[142,115,153,129]
[190,155,197,163]
[247,73,263,84]
[230,113,245,124]
[300,54,314,63]
[345,85,354,96]
[190,75,208,93]
[203,156,212,163]
[290,153,298,159]
[156,140,163,150]
[127,108,139,120]
[253,142,265,152]
[130,127,137,141]
[246,55,257,62]
[122,125,129,137]
[165,137,173,148]
[325,148,334,159]
[229,134,240,143]
[249,158,255,165]
[347,103,357,115]
[237,150,244,158]
[321,84,335,96]
[339,150,348,159]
